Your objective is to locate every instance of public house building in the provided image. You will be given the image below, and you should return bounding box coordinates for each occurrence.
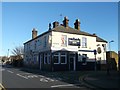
[24,17,107,71]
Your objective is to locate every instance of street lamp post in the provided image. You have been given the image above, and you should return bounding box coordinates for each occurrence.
[7,49,10,61]
[107,40,114,75]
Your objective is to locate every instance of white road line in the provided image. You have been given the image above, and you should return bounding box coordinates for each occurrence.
[21,73,31,74]
[46,78,53,81]
[16,74,28,79]
[7,70,14,73]
[40,78,48,82]
[51,84,75,88]
[0,69,5,71]
[39,75,45,78]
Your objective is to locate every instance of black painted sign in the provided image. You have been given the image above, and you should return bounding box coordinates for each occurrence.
[68,38,80,46]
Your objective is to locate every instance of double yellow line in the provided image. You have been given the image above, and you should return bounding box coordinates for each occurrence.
[0,83,6,90]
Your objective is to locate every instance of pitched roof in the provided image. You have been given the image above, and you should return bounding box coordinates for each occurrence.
[96,36,107,43]
[24,25,107,44]
[52,25,94,36]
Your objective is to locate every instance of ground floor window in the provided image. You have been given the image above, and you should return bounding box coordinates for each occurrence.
[53,52,67,64]
[60,52,67,64]
[53,53,60,64]
[82,54,87,65]
[47,53,51,64]
[44,53,47,64]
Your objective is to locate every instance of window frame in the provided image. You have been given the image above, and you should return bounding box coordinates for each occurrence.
[47,53,50,64]
[82,37,87,48]
[44,53,47,64]
[53,53,60,64]
[60,53,67,64]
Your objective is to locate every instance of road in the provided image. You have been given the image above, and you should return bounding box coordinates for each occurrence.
[1,66,91,89]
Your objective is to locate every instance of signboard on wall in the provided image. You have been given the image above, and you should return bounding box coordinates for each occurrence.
[61,35,67,46]
[68,38,80,46]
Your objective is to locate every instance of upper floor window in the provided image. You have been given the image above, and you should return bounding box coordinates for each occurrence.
[35,40,37,50]
[102,44,106,52]
[44,36,47,47]
[82,37,87,48]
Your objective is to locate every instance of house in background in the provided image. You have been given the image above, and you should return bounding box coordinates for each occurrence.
[24,17,107,71]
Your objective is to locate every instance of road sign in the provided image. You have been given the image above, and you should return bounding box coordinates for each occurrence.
[94,50,97,55]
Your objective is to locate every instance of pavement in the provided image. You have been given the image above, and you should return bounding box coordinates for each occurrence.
[82,71,120,89]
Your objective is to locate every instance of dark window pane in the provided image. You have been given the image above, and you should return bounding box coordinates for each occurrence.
[54,56,59,63]
[61,56,66,63]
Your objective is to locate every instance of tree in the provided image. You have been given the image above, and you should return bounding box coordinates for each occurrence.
[11,46,24,60]
[1,56,8,63]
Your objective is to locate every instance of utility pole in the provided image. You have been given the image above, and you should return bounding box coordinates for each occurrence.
[7,49,9,61]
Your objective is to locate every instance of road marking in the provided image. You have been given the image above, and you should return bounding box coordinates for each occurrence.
[51,84,75,88]
[0,83,6,90]
[46,77,54,81]
[22,73,31,74]
[16,74,28,79]
[0,69,5,71]
[27,75,38,78]
[40,78,48,82]
[39,75,45,78]
[7,70,14,73]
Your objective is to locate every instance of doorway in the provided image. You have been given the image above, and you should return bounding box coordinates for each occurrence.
[39,54,42,70]
[69,57,76,71]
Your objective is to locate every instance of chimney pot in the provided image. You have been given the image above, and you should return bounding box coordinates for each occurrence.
[93,33,97,36]
[63,16,69,27]
[53,21,59,28]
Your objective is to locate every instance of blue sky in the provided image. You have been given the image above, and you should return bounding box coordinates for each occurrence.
[1,2,118,56]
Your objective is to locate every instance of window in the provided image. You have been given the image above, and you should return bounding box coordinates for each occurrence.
[78,54,82,62]
[54,53,60,64]
[60,52,67,64]
[82,54,87,64]
[44,53,47,64]
[47,53,50,64]
[102,44,106,52]
[82,37,87,48]
[34,40,37,50]
[43,36,47,47]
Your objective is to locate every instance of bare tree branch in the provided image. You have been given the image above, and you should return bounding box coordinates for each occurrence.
[11,46,24,60]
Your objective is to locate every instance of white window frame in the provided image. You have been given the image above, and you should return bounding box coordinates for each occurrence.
[82,37,87,48]
[60,53,67,64]
[54,53,60,64]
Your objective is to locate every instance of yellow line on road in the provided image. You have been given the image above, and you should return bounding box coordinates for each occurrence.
[0,83,6,90]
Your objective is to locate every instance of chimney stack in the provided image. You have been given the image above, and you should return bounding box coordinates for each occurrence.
[32,28,37,39]
[74,19,80,30]
[93,33,97,36]
[63,16,69,27]
[53,21,59,28]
